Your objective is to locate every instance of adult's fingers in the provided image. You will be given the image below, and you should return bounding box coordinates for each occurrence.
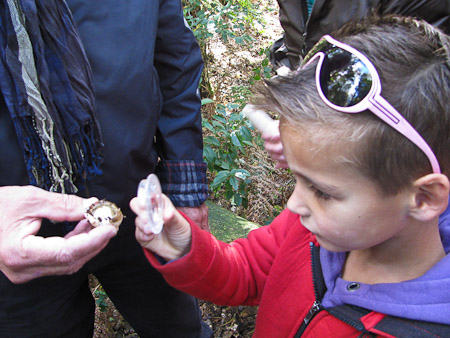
[2,226,117,284]
[33,191,98,222]
[21,224,117,267]
[64,219,94,239]
[3,225,116,284]
[264,140,284,155]
[4,186,97,222]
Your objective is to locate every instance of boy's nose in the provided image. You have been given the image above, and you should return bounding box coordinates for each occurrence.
[287,184,311,218]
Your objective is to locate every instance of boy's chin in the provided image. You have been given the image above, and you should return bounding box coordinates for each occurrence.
[314,236,349,252]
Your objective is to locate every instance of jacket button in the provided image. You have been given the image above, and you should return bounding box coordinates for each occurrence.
[346,282,361,291]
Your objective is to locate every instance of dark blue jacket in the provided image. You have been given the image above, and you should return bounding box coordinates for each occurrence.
[0,0,208,227]
[277,0,450,68]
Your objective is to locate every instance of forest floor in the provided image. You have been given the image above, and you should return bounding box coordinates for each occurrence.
[92,0,288,337]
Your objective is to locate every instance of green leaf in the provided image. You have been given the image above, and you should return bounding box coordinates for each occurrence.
[211,170,231,190]
[232,169,251,179]
[229,176,239,190]
[201,98,214,105]
[231,132,242,147]
[204,136,221,146]
[219,161,231,170]
[203,146,216,163]
[234,193,243,206]
[213,115,227,124]
[203,121,215,132]
[211,120,225,130]
[225,188,234,200]
[239,125,252,141]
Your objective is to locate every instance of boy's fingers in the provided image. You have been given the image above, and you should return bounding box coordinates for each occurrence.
[135,227,155,247]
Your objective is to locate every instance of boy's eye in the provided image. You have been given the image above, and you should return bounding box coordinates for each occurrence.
[307,185,331,201]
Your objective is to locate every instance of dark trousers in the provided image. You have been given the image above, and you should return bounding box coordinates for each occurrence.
[0,224,212,338]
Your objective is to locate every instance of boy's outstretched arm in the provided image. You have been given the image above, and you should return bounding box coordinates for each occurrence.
[131,190,295,307]
[130,194,192,262]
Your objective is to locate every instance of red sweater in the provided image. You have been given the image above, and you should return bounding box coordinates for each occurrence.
[144,209,385,337]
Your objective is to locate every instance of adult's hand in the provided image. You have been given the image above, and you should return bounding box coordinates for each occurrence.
[0,186,118,284]
[261,120,289,169]
[242,104,288,169]
[131,194,192,262]
[177,203,209,232]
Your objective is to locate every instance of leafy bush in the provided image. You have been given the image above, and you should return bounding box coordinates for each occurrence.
[183,0,259,47]
[183,0,265,97]
[183,0,278,210]
[203,101,253,207]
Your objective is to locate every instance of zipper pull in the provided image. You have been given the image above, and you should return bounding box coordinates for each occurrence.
[304,301,321,324]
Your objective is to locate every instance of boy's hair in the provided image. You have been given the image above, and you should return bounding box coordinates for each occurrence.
[252,15,450,196]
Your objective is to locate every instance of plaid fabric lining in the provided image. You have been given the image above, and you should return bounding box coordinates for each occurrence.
[156,160,209,207]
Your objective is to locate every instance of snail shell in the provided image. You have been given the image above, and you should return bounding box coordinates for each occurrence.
[84,200,123,229]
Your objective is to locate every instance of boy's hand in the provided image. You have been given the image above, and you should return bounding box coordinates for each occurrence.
[130,194,192,262]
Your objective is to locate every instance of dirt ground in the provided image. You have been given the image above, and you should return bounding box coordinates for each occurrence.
[91,273,257,337]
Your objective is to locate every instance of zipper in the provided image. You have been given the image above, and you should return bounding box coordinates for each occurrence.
[326,307,368,333]
[303,300,321,325]
[294,242,324,338]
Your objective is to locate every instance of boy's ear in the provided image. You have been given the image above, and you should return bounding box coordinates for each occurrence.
[408,174,449,221]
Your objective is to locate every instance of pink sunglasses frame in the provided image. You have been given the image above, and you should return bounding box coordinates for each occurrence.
[304,35,440,174]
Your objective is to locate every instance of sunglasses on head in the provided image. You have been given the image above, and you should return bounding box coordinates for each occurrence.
[302,35,440,174]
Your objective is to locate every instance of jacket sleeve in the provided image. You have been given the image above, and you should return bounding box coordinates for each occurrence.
[154,0,208,207]
[379,0,450,34]
[281,0,450,67]
[144,209,301,306]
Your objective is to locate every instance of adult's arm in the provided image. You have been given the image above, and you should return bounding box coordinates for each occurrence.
[379,0,450,34]
[153,0,209,228]
[279,0,450,69]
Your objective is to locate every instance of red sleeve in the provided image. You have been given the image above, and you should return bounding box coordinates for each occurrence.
[144,209,298,306]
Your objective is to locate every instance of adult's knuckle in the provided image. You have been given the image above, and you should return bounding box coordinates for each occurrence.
[0,252,21,270]
[57,248,75,265]
[66,262,83,275]
[60,194,77,212]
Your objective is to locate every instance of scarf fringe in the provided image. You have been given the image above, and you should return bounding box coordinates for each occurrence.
[14,115,103,193]
[1,0,103,193]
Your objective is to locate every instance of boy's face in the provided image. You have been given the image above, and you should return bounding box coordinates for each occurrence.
[281,125,412,252]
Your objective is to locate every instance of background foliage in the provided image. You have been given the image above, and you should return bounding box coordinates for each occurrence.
[183,0,292,224]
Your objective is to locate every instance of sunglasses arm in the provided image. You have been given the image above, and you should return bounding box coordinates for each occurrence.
[369,95,441,174]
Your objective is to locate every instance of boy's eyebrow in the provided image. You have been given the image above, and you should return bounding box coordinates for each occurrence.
[293,170,341,194]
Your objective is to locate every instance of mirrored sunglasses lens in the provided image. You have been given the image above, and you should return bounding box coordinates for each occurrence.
[319,47,372,107]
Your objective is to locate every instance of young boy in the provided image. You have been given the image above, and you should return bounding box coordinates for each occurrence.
[130,16,450,337]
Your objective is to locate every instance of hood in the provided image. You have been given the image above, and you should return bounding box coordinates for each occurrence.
[320,200,450,324]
